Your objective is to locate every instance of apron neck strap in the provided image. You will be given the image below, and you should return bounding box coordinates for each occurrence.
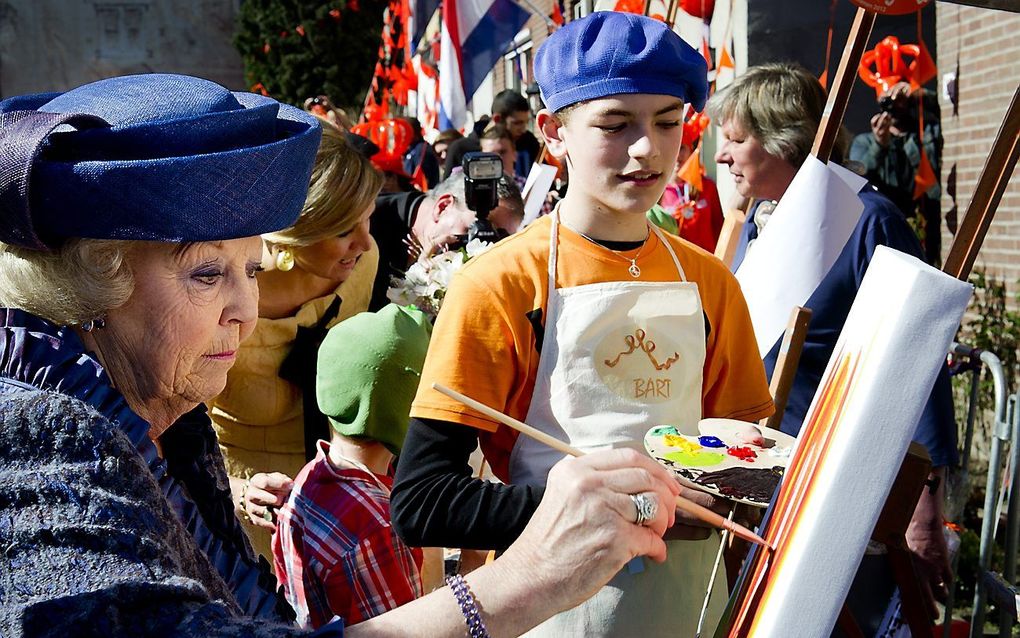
[551,208,688,284]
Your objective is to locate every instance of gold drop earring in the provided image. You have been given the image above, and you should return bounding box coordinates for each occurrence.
[275,248,294,271]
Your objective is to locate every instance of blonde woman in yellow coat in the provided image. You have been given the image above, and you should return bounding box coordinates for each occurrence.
[209,125,383,560]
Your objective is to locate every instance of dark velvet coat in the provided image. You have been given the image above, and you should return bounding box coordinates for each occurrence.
[0,309,344,637]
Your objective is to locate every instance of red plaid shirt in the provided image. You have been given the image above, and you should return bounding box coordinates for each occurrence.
[273,441,423,628]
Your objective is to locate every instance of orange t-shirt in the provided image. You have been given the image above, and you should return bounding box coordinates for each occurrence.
[411,215,773,481]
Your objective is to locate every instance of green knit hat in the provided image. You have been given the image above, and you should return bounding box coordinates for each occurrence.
[316,304,432,454]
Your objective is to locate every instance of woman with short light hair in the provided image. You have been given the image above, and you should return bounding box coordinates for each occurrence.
[208,123,385,560]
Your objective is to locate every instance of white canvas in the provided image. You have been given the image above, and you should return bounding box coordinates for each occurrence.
[748,247,972,637]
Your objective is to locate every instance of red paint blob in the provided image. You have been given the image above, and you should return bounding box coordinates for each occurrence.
[727,446,758,462]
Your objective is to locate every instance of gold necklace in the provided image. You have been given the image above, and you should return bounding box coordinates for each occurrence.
[578,229,650,278]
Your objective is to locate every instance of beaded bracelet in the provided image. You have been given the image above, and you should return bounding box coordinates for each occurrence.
[446,574,490,638]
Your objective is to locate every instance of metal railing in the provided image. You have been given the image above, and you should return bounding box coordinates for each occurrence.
[947,343,1015,638]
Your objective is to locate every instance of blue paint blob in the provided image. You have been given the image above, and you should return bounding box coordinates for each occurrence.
[698,435,726,448]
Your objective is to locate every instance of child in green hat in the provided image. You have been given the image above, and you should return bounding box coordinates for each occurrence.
[272,304,431,629]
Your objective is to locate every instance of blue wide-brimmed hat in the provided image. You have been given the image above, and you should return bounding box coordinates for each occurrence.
[535,11,709,113]
[0,74,322,251]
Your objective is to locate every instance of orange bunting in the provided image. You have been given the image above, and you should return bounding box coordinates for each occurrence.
[718,46,734,71]
[676,149,703,193]
[263,41,271,54]
[295,24,305,37]
[819,69,828,90]
[909,40,937,90]
[250,82,269,96]
[329,8,341,20]
[701,37,713,71]
[913,149,937,199]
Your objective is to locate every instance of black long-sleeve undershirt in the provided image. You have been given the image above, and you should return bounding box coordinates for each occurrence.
[391,417,544,551]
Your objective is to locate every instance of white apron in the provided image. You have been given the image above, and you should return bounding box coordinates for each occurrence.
[513,213,727,637]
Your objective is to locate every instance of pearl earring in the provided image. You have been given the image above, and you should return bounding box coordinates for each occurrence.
[275,249,295,272]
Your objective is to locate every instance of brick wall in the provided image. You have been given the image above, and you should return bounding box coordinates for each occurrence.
[936,4,1020,293]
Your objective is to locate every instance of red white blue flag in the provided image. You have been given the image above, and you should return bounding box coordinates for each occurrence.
[439,0,530,129]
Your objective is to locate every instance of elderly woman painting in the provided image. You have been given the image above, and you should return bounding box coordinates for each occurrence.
[0,74,681,637]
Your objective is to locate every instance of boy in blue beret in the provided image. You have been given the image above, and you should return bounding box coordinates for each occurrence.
[393,11,774,636]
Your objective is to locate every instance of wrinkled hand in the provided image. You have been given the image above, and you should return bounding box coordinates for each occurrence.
[243,472,294,531]
[871,111,892,147]
[663,485,730,541]
[906,479,952,619]
[501,449,680,614]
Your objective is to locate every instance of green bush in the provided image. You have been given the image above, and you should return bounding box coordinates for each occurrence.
[234,0,386,110]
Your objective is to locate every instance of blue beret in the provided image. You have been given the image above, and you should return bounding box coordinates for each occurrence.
[0,74,322,251]
[535,12,709,114]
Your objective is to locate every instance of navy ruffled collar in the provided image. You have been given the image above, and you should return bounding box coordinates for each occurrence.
[0,308,153,453]
[0,308,295,622]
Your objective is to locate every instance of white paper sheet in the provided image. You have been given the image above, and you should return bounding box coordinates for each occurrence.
[520,163,558,228]
[735,156,866,357]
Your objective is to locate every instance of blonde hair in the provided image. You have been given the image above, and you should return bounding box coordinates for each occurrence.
[705,63,847,167]
[264,125,383,247]
[0,239,135,325]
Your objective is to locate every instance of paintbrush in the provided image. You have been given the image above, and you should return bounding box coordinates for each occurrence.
[432,383,771,550]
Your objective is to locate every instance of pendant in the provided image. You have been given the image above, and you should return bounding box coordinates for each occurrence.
[629,261,641,278]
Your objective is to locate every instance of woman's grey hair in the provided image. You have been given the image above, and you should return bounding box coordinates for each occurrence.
[0,239,134,325]
[705,63,847,167]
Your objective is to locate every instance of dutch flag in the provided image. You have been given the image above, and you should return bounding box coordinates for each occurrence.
[439,0,531,130]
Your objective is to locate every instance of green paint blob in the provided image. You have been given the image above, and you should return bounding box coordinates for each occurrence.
[650,425,680,436]
[664,450,726,467]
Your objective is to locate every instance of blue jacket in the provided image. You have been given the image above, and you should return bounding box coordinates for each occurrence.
[0,309,344,636]
[732,185,958,467]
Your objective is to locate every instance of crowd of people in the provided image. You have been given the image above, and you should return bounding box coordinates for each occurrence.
[0,9,954,638]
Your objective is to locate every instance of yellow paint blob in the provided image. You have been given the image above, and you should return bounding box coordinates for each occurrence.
[663,434,701,453]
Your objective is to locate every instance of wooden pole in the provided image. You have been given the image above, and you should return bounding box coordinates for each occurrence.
[665,0,680,27]
[811,7,877,162]
[942,83,1020,281]
[713,195,750,268]
[761,306,813,431]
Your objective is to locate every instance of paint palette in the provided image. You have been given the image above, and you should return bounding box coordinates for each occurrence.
[644,418,796,507]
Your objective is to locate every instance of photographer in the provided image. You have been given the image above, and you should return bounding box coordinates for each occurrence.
[849,81,943,264]
[369,164,524,310]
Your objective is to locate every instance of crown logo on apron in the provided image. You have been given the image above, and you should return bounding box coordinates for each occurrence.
[604,329,681,371]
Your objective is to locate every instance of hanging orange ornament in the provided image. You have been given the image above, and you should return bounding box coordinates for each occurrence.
[613,0,644,13]
[679,0,714,19]
[858,36,937,98]
[847,0,931,15]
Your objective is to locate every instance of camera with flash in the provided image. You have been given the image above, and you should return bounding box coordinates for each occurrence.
[460,151,508,245]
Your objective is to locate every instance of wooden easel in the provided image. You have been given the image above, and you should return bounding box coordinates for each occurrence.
[834,443,935,638]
